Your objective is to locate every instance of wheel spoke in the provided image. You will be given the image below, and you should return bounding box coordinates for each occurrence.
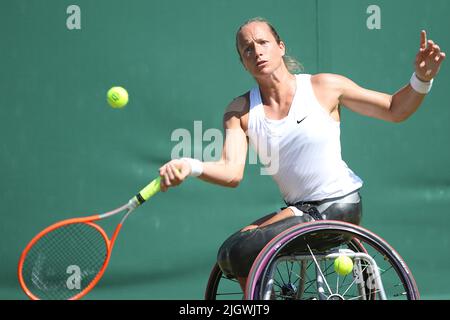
[307,244,333,296]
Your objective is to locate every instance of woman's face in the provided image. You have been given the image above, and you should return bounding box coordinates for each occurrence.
[237,22,286,77]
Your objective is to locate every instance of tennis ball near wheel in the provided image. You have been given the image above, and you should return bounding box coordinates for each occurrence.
[334,255,353,276]
[107,86,129,109]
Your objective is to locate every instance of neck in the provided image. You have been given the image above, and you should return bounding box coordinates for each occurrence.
[256,68,296,106]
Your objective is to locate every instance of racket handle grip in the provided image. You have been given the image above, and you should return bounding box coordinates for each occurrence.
[131,176,161,207]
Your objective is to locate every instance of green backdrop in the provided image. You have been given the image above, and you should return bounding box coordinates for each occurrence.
[1,0,449,299]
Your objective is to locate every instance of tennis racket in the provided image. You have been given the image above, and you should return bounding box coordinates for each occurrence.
[18,176,162,300]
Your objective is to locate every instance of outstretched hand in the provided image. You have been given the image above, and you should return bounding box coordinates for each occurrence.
[159,159,191,192]
[415,30,446,82]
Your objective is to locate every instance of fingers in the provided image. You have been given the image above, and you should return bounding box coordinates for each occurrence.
[417,33,446,62]
[433,44,441,55]
[158,160,188,192]
[433,45,441,61]
[432,45,446,63]
[422,39,435,56]
[427,42,446,63]
[171,163,183,180]
[159,165,172,192]
[415,31,445,80]
[420,30,427,50]
[159,165,169,192]
[166,163,175,181]
[167,163,182,185]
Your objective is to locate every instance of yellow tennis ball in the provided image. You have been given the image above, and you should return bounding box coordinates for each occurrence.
[107,86,129,109]
[334,255,353,276]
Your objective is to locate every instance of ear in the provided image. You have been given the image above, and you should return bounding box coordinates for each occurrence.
[279,41,286,56]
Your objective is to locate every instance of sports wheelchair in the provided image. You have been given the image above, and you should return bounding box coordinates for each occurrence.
[205,220,419,300]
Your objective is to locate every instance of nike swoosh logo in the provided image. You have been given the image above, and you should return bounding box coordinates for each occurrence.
[297,117,307,124]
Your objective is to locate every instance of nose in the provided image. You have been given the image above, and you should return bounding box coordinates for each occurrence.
[254,44,264,58]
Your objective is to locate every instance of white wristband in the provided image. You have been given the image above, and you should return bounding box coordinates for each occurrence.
[182,158,203,177]
[410,72,433,94]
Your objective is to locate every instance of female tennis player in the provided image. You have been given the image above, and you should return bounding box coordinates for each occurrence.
[158,17,446,292]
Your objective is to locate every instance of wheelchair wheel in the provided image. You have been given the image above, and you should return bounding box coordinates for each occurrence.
[245,220,420,300]
[205,262,243,300]
[204,225,369,300]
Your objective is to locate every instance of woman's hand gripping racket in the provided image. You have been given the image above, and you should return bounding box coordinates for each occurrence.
[18,177,162,300]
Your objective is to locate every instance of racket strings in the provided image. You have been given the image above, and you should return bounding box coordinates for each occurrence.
[22,223,108,300]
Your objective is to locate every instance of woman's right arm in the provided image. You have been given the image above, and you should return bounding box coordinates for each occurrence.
[159,97,248,191]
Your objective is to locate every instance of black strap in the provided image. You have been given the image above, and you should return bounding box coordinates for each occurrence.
[285,199,320,207]
[284,200,323,220]
[298,204,323,220]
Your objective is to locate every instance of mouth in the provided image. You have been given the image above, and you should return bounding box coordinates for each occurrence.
[256,60,268,67]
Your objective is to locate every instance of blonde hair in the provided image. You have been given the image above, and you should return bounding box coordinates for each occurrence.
[235,17,304,74]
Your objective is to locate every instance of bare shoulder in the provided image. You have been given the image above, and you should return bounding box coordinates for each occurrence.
[309,73,350,114]
[311,73,350,89]
[224,92,250,116]
[223,92,250,130]
[311,73,360,106]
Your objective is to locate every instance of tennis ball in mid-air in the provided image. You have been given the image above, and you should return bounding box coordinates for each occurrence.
[107,86,129,109]
[334,255,354,276]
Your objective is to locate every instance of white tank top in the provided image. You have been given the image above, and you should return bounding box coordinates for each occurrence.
[247,74,363,204]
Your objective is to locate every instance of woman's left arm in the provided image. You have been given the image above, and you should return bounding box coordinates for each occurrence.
[333,30,446,123]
